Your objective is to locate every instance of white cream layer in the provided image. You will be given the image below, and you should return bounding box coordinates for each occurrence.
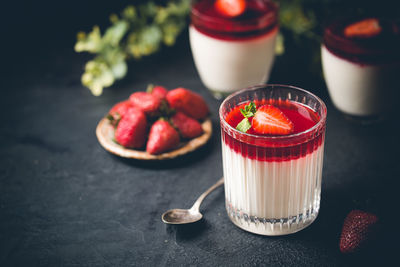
[189,25,277,93]
[321,45,399,116]
[222,143,324,219]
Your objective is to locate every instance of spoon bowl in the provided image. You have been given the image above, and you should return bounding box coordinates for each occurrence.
[162,208,203,224]
[161,177,224,224]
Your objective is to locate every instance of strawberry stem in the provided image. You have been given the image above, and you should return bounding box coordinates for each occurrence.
[146,84,155,93]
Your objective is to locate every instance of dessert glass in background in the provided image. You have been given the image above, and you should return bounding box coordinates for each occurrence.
[219,85,327,236]
[321,17,400,120]
[190,0,278,99]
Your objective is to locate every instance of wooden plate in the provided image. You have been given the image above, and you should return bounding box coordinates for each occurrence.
[96,117,213,160]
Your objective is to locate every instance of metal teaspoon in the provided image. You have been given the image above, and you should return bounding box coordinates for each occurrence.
[161,177,224,224]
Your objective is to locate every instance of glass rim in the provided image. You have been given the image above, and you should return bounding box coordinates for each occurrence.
[219,84,327,141]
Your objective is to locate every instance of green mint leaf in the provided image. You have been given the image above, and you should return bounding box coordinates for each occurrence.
[240,102,257,118]
[236,118,252,133]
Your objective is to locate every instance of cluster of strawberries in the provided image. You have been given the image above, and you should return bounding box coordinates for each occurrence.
[107,86,209,155]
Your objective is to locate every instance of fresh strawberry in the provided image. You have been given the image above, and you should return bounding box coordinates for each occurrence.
[344,18,382,38]
[107,100,132,127]
[339,210,379,254]
[171,112,203,139]
[225,103,247,127]
[166,88,209,120]
[129,92,161,115]
[150,85,168,100]
[215,0,246,17]
[251,104,294,135]
[146,120,180,155]
[115,108,147,148]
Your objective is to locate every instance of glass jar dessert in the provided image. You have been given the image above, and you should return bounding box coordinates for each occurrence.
[219,85,327,236]
[321,17,400,119]
[190,0,279,99]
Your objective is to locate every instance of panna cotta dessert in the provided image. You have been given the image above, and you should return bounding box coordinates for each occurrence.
[190,0,278,98]
[321,17,400,117]
[219,85,327,235]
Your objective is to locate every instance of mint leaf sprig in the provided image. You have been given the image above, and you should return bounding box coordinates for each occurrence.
[75,0,191,96]
[236,102,257,133]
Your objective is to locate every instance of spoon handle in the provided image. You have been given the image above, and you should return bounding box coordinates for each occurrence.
[191,177,224,212]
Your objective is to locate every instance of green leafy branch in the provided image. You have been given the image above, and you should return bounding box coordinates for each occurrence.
[75,0,191,96]
[275,0,320,55]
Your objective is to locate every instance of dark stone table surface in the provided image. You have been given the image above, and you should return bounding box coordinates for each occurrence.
[1,1,399,266]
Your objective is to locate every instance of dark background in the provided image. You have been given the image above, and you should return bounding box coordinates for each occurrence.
[1,0,400,266]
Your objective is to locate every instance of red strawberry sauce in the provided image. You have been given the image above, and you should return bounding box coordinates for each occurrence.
[191,0,278,41]
[323,17,400,65]
[221,100,325,162]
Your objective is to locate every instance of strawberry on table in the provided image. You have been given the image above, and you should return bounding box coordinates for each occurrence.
[251,104,294,135]
[146,120,180,155]
[171,112,203,139]
[339,210,379,254]
[129,92,161,115]
[107,100,132,127]
[215,0,246,17]
[115,108,147,148]
[166,88,209,120]
[344,18,382,38]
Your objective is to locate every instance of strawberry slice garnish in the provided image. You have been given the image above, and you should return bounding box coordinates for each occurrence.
[215,0,246,17]
[344,18,382,38]
[251,105,294,135]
